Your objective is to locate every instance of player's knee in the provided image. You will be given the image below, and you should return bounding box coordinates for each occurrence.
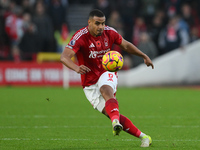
[100,85,114,100]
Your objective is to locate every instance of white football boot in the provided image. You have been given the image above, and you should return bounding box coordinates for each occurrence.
[141,135,152,147]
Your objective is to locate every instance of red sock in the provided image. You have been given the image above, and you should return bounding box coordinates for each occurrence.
[105,98,119,122]
[120,114,141,138]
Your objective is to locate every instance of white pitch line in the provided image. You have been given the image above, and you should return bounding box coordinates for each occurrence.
[0,138,200,142]
[0,125,199,129]
[0,115,100,118]
[0,125,110,129]
[0,115,199,119]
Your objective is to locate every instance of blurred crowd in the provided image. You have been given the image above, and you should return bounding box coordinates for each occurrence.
[0,0,200,69]
[0,0,68,61]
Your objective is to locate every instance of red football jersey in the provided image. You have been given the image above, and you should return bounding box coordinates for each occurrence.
[66,26,122,88]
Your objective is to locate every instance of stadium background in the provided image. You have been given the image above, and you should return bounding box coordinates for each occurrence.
[0,0,200,87]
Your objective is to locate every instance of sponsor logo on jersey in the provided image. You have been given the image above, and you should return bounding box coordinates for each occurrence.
[89,43,95,48]
[89,48,110,59]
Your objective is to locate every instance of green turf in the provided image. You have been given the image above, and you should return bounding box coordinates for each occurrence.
[0,87,200,150]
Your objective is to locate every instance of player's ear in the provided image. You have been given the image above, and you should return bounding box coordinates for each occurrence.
[88,19,90,25]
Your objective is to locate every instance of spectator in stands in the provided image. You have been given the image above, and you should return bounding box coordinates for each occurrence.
[19,12,38,60]
[132,16,146,46]
[148,15,164,56]
[162,0,182,18]
[1,0,200,63]
[21,0,34,14]
[190,26,199,43]
[180,3,198,32]
[5,5,24,61]
[154,9,168,26]
[158,15,190,55]
[48,0,67,31]
[107,10,124,36]
[140,0,160,25]
[107,9,135,69]
[93,0,111,20]
[132,32,158,67]
[32,1,55,52]
[117,0,141,42]
[0,0,11,60]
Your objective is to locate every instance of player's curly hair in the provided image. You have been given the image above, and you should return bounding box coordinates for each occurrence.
[89,9,105,18]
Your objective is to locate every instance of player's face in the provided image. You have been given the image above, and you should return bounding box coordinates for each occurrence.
[88,16,105,37]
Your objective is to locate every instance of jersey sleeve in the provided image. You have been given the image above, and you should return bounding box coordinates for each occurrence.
[66,34,81,53]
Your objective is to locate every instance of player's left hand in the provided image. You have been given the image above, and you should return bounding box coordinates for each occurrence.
[144,57,154,69]
[77,65,91,74]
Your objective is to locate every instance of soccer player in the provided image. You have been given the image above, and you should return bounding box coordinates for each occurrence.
[60,9,154,147]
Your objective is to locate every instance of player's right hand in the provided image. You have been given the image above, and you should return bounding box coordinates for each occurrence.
[76,65,91,74]
[144,56,154,69]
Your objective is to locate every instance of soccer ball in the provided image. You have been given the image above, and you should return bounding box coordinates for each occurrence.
[102,51,124,72]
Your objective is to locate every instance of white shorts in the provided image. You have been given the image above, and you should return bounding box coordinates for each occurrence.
[83,71,118,112]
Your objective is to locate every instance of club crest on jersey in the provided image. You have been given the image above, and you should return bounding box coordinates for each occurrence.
[104,38,108,47]
[69,39,76,46]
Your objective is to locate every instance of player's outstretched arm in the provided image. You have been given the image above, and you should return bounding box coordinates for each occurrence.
[119,38,154,69]
[60,47,91,74]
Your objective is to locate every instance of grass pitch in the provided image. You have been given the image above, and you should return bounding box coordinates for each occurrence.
[0,86,200,150]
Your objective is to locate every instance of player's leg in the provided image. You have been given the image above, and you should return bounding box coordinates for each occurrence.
[120,114,152,147]
[100,85,123,135]
[102,109,152,147]
[98,72,122,135]
[102,109,142,137]
[83,82,122,135]
[100,85,119,122]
